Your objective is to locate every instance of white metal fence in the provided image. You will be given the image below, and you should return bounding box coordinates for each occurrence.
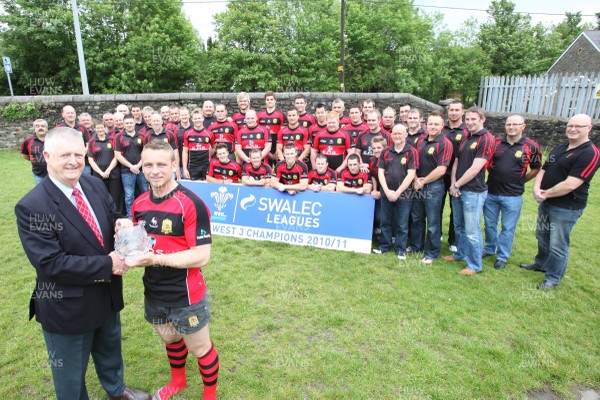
[478,72,600,120]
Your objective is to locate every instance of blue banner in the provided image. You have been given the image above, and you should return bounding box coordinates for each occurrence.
[180,181,374,253]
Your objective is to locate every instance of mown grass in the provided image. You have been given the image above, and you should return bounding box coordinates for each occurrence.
[0,150,598,399]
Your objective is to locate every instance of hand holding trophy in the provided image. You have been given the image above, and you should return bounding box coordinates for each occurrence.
[114,220,153,265]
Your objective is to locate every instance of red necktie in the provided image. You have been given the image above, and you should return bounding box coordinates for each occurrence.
[72,188,104,248]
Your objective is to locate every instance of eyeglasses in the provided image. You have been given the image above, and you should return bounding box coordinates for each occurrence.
[505,123,524,127]
[566,124,590,129]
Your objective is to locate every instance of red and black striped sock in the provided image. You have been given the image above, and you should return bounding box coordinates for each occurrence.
[157,339,188,400]
[198,343,219,400]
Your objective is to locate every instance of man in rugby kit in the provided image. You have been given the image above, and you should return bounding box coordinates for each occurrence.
[113,112,125,138]
[307,154,337,192]
[369,136,386,238]
[345,105,369,149]
[145,113,180,180]
[207,143,243,184]
[21,118,48,185]
[175,107,192,172]
[182,110,214,181]
[332,98,351,128]
[164,106,180,135]
[294,95,315,129]
[336,153,372,195]
[398,103,412,127]
[483,114,541,270]
[241,148,272,187]
[208,104,238,160]
[311,112,352,173]
[78,112,92,132]
[115,115,148,218]
[276,108,311,163]
[406,108,427,148]
[375,124,418,259]
[441,100,466,253]
[131,104,144,132]
[88,120,123,213]
[103,113,116,137]
[443,107,495,275]
[55,105,91,174]
[258,91,285,165]
[380,107,397,135]
[160,106,170,124]
[138,107,155,138]
[355,111,392,166]
[361,99,375,122]
[272,143,309,195]
[308,103,328,146]
[412,111,453,264]
[202,101,217,129]
[232,92,251,130]
[128,140,219,400]
[235,109,272,164]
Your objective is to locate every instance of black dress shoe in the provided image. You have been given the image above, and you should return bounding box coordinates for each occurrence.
[537,280,558,290]
[494,260,506,269]
[108,387,152,400]
[519,263,545,272]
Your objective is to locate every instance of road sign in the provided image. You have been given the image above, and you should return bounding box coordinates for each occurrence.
[3,57,12,74]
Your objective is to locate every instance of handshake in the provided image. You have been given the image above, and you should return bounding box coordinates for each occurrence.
[109,218,154,276]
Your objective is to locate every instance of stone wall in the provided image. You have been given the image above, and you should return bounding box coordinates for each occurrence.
[1,93,598,149]
[0,92,440,149]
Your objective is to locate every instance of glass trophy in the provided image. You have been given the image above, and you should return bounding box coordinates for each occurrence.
[114,221,152,262]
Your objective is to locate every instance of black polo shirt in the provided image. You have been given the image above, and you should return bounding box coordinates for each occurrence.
[455,128,495,193]
[377,144,418,191]
[487,135,541,196]
[541,141,599,209]
[144,129,177,149]
[416,134,453,179]
[442,122,467,176]
[407,128,426,148]
[88,136,119,179]
[115,131,144,174]
[21,135,47,177]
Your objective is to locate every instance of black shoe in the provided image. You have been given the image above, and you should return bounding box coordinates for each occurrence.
[519,263,545,272]
[537,280,558,290]
[483,252,495,258]
[494,260,506,269]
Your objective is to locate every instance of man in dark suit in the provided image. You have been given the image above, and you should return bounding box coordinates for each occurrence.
[15,127,150,400]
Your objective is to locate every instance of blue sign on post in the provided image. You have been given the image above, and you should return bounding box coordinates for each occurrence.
[3,57,12,74]
[180,181,375,254]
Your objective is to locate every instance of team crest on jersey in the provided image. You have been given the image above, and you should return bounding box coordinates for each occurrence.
[149,217,158,229]
[337,138,342,144]
[455,134,462,141]
[293,174,298,180]
[470,142,477,150]
[273,118,279,123]
[358,178,363,185]
[205,137,210,143]
[107,143,112,149]
[137,139,142,144]
[229,170,234,176]
[188,315,199,328]
[225,128,230,133]
[295,135,301,140]
[401,157,407,165]
[428,147,435,155]
[515,150,523,158]
[256,134,262,139]
[161,219,173,234]
[302,122,308,127]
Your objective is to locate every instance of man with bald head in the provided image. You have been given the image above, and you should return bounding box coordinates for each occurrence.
[521,114,599,289]
[202,100,217,129]
[55,105,91,174]
[483,115,541,270]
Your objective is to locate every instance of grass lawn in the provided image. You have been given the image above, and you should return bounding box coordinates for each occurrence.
[0,150,598,400]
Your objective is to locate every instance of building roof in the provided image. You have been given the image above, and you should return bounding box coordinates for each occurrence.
[546,30,600,74]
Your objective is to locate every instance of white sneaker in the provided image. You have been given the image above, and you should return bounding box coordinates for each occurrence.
[421,257,433,265]
[372,249,382,254]
[449,245,458,253]
[397,253,406,260]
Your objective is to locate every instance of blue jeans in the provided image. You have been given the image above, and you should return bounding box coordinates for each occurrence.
[409,192,425,251]
[380,193,412,254]
[82,165,91,176]
[121,172,148,218]
[451,190,487,272]
[418,179,445,259]
[373,198,381,231]
[483,193,523,262]
[33,173,45,185]
[534,202,583,284]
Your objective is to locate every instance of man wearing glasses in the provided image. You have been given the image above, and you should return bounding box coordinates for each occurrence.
[483,115,541,270]
[521,114,599,289]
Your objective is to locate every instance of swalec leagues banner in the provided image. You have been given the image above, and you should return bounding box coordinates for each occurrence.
[181,181,374,253]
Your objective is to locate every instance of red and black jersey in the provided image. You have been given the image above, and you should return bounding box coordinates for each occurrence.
[232,111,247,130]
[298,112,316,129]
[456,128,495,193]
[55,121,90,144]
[442,122,467,176]
[132,184,212,307]
[115,131,144,174]
[338,168,372,189]
[312,129,352,170]
[274,160,308,185]
[88,136,119,179]
[369,157,379,187]
[207,120,238,154]
[277,125,310,157]
[407,128,427,148]
[355,130,392,165]
[345,122,369,147]
[137,124,151,139]
[208,159,242,182]
[164,121,179,136]
[338,115,351,128]
[541,141,599,209]
[202,115,217,130]
[134,121,146,133]
[377,144,419,191]
[309,123,327,144]
[21,135,47,177]
[308,168,337,186]
[380,122,395,136]
[175,123,192,166]
[258,109,285,155]
[143,129,178,150]
[242,162,272,181]
[487,136,541,196]
[415,134,453,180]
[184,127,214,172]
[235,125,272,159]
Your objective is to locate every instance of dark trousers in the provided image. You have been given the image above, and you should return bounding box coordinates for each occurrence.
[442,174,456,245]
[42,312,126,400]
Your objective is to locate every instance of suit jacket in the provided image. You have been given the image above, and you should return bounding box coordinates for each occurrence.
[15,174,124,334]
